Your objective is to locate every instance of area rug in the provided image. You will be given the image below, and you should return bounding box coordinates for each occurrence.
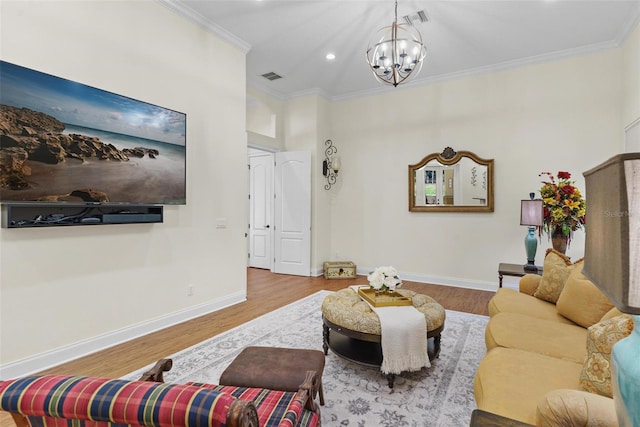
[124,290,489,426]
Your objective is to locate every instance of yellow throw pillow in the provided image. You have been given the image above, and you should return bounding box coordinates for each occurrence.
[556,263,614,328]
[533,249,581,304]
[579,314,634,398]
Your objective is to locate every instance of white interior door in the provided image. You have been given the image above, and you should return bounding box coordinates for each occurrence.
[248,154,273,269]
[274,151,311,276]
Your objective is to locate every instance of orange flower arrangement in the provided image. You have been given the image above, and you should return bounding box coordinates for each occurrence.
[538,171,586,244]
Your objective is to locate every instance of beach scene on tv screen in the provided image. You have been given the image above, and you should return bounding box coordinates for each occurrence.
[0,61,186,205]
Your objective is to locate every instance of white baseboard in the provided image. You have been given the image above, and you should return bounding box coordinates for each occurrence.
[356,268,497,292]
[0,291,246,380]
[398,271,497,292]
[313,264,497,291]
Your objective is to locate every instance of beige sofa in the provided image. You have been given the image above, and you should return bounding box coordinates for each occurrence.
[474,249,633,426]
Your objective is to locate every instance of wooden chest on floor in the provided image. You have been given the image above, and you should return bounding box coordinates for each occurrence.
[323,261,357,279]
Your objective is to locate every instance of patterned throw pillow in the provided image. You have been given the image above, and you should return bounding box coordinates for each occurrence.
[533,249,581,304]
[579,314,634,397]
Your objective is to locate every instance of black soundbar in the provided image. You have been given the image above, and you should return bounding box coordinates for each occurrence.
[102,213,163,224]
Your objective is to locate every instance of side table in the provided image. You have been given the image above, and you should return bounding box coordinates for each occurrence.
[498,263,542,288]
[469,409,533,426]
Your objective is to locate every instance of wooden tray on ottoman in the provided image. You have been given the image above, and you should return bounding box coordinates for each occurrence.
[357,288,413,307]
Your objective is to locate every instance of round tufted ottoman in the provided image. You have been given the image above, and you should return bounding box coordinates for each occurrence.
[321,288,446,387]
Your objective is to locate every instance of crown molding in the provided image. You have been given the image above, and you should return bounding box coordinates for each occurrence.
[616,3,640,46]
[288,87,332,101]
[157,0,251,54]
[247,80,332,101]
[332,39,621,102]
[247,78,288,101]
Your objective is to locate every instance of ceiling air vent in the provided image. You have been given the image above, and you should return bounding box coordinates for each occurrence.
[261,72,283,81]
[402,10,429,26]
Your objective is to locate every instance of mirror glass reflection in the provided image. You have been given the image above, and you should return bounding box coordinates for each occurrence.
[414,158,487,206]
[408,148,494,212]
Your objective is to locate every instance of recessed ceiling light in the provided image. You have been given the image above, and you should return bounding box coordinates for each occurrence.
[326,53,336,61]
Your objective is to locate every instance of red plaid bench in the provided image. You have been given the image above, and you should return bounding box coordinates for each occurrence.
[0,372,320,427]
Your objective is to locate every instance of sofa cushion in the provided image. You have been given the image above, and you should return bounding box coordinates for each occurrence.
[556,264,614,328]
[519,274,542,296]
[533,249,581,304]
[488,288,576,324]
[485,312,587,363]
[579,314,634,398]
[536,389,617,427]
[474,347,583,425]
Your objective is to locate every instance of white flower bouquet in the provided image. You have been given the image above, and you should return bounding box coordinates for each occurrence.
[367,266,402,292]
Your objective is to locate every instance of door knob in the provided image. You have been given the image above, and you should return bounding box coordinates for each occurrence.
[265,225,270,228]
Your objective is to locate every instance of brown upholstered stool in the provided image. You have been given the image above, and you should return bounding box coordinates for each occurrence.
[219,346,325,405]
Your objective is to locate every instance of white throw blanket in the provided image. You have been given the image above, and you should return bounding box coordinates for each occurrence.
[350,286,430,374]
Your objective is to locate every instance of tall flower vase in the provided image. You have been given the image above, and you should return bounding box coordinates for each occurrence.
[551,227,568,254]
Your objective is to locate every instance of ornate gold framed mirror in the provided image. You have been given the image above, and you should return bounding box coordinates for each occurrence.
[408,147,494,212]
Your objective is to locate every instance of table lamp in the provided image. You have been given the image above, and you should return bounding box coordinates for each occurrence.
[520,193,543,272]
[583,153,640,427]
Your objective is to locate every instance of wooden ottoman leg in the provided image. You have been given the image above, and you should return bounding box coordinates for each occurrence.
[387,373,395,389]
[323,323,329,355]
[434,334,442,359]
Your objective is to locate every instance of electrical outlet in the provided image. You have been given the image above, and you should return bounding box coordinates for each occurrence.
[187,284,194,296]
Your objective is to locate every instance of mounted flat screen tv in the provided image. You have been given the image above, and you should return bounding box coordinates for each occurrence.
[0,61,186,205]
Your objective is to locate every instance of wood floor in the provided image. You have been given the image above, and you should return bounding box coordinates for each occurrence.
[0,268,494,426]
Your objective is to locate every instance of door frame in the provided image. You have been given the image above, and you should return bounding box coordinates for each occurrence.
[248,151,274,270]
[246,143,312,276]
[247,144,278,270]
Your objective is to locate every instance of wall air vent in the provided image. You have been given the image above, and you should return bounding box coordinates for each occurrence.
[402,10,429,26]
[261,72,283,81]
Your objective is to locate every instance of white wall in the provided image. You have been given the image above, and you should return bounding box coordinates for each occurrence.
[328,48,625,290]
[282,96,333,273]
[247,87,285,151]
[622,20,640,153]
[0,0,248,377]
[622,20,640,129]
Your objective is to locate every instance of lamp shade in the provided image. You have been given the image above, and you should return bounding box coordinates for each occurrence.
[520,199,543,226]
[583,153,640,315]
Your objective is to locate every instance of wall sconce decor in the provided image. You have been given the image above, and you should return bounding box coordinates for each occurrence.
[323,139,341,190]
[520,192,543,271]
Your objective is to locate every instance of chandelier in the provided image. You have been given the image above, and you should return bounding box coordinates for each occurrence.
[365,0,427,87]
